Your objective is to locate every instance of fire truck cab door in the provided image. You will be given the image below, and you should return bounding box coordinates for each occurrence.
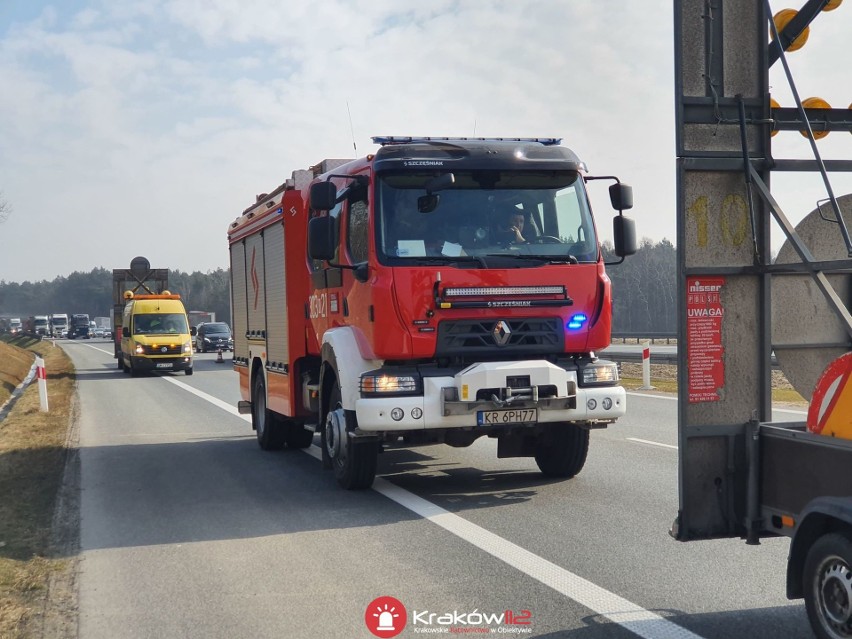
[308,200,344,338]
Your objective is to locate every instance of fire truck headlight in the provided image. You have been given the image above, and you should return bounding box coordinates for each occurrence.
[183,342,192,353]
[579,361,619,387]
[602,397,613,410]
[390,408,404,421]
[135,344,144,354]
[360,372,421,396]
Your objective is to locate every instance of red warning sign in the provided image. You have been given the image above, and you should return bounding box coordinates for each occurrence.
[687,277,725,403]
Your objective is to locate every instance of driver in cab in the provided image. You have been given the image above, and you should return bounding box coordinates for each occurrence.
[497,209,527,244]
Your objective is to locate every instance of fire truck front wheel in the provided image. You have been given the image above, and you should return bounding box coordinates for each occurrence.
[803,530,852,639]
[534,424,589,478]
[323,383,378,490]
[253,373,286,450]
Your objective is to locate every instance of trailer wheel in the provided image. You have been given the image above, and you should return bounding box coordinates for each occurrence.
[323,382,377,489]
[253,373,285,450]
[804,531,852,639]
[534,424,589,478]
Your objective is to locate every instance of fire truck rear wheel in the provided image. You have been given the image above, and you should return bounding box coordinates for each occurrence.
[804,531,852,639]
[534,424,589,478]
[323,382,377,490]
[253,373,285,450]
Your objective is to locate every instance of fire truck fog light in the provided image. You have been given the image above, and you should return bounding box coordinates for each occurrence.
[391,408,404,421]
[411,407,423,419]
[135,345,144,354]
[587,398,597,411]
[602,397,613,410]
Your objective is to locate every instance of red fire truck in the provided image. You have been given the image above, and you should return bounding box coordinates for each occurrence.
[228,136,636,489]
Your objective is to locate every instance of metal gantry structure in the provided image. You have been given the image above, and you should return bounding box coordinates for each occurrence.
[675,2,852,633]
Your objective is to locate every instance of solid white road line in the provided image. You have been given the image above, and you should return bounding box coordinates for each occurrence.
[627,437,678,450]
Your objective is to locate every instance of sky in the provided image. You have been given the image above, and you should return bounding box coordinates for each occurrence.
[0,0,850,283]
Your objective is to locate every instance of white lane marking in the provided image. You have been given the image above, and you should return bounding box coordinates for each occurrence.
[162,376,252,423]
[628,438,678,450]
[627,391,678,401]
[79,343,114,355]
[165,386,704,639]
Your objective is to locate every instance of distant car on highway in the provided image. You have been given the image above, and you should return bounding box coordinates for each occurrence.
[195,322,233,353]
[93,327,106,338]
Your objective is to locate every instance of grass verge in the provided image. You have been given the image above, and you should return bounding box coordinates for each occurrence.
[620,376,807,405]
[0,334,77,638]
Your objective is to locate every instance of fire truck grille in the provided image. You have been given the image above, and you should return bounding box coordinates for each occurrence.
[141,344,184,355]
[436,318,563,356]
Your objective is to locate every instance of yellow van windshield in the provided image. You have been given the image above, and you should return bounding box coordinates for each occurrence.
[134,313,188,335]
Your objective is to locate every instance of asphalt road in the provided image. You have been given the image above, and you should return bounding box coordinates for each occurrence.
[60,339,812,639]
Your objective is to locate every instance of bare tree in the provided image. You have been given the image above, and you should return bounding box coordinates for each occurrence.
[0,191,10,223]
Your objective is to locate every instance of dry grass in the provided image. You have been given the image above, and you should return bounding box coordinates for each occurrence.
[0,341,34,408]
[0,335,76,638]
[619,362,807,405]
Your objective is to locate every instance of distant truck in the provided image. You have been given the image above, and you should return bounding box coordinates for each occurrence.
[68,314,91,339]
[27,315,50,336]
[9,318,22,334]
[50,313,69,337]
[188,311,215,327]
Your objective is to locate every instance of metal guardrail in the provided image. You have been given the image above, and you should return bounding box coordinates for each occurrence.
[610,332,677,344]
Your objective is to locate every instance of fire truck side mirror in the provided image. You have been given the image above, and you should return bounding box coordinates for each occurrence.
[613,215,637,257]
[122,326,130,338]
[310,182,338,211]
[308,216,336,261]
[609,183,633,211]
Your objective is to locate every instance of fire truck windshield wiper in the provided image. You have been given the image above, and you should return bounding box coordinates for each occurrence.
[484,253,579,265]
[406,255,489,268]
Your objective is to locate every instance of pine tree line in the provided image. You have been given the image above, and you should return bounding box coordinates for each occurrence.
[0,239,677,335]
[0,268,232,326]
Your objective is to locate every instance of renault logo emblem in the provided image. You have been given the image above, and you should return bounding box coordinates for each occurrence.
[492,320,511,346]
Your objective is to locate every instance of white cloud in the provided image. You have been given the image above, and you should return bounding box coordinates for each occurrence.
[0,0,848,284]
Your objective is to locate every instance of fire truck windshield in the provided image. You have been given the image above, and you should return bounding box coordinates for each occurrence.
[376,170,598,265]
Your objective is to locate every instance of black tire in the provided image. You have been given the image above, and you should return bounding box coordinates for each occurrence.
[285,424,315,449]
[185,367,193,376]
[253,372,285,450]
[804,531,852,639]
[534,424,590,478]
[130,360,140,377]
[322,382,378,489]
[117,358,123,370]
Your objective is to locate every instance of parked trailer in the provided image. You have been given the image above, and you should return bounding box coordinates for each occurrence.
[673,2,852,637]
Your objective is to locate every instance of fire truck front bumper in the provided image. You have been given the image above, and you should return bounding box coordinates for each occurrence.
[354,359,625,433]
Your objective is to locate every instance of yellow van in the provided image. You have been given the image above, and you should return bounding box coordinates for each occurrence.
[119,292,196,376]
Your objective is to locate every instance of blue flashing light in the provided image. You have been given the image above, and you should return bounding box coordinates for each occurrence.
[566,313,589,331]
